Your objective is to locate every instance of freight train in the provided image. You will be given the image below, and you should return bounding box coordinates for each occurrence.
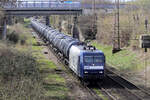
[31,19,105,80]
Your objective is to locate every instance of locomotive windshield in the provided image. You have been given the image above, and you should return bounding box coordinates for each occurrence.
[94,56,103,63]
[84,56,93,63]
[84,55,103,65]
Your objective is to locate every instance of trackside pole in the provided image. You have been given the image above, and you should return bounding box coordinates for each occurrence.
[144,49,147,88]
[144,19,148,88]
[112,0,121,54]
[140,18,150,88]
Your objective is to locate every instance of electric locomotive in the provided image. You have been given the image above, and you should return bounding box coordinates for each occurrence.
[69,45,105,80]
[31,19,105,80]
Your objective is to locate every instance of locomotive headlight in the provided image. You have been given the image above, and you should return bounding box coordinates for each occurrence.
[84,71,88,74]
[99,71,103,74]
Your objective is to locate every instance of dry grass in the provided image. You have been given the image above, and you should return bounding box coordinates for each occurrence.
[0,18,71,99]
[95,8,150,48]
[0,43,44,100]
[0,21,46,100]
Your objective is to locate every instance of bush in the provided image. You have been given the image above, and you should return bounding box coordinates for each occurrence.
[0,46,40,80]
[0,45,44,100]
[7,31,19,44]
[7,24,28,45]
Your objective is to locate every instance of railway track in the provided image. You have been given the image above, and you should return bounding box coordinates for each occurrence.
[99,85,118,100]
[84,85,103,100]
[33,30,150,100]
[103,69,150,100]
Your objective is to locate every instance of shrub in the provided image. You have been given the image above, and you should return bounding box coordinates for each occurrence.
[7,24,28,45]
[7,31,19,44]
[0,45,44,100]
[0,46,40,80]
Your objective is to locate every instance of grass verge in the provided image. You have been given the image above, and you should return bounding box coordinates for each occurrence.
[29,34,69,100]
[3,22,70,100]
[92,41,142,71]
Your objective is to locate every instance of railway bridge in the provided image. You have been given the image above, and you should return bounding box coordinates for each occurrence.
[0,1,82,39]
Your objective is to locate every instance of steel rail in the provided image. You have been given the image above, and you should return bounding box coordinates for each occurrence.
[97,82,118,100]
[106,69,150,100]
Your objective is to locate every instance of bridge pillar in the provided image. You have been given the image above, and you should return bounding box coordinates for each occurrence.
[0,25,3,39]
[58,21,62,32]
[7,16,13,25]
[2,17,7,39]
[72,16,79,40]
[57,16,62,32]
[68,15,72,34]
[46,16,50,26]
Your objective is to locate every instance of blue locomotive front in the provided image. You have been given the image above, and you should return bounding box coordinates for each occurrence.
[81,51,105,79]
[69,45,105,80]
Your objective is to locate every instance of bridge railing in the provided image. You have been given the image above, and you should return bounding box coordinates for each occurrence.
[3,1,82,10]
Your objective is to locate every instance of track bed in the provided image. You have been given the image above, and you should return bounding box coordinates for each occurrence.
[32,24,150,100]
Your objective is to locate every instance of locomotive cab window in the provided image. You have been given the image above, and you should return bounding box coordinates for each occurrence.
[94,56,103,63]
[84,55,103,64]
[84,56,93,63]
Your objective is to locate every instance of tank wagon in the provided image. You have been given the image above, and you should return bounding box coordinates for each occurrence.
[31,19,105,80]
